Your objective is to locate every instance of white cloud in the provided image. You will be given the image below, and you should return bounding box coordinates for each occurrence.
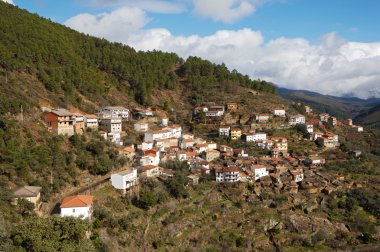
[79,0,186,14]
[192,0,256,23]
[2,0,14,5]
[65,6,380,99]
[65,7,149,41]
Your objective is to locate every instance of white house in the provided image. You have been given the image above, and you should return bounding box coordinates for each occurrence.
[251,164,269,181]
[140,150,160,166]
[255,114,271,123]
[216,167,240,183]
[219,126,231,136]
[306,124,313,133]
[180,139,195,149]
[144,130,171,142]
[163,125,182,138]
[100,106,129,120]
[177,151,187,161]
[289,114,305,125]
[182,133,194,140]
[246,133,267,142]
[60,195,94,220]
[141,141,153,151]
[84,114,98,128]
[159,116,169,127]
[142,165,161,177]
[271,108,286,117]
[352,125,363,132]
[107,132,123,146]
[111,169,138,190]
[134,121,149,133]
[290,171,304,182]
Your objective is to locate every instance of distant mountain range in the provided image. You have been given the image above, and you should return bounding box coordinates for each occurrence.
[278,87,380,128]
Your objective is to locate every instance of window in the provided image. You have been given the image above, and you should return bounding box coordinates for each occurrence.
[72,209,75,213]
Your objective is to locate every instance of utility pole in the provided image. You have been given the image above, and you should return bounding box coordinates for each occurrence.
[20,104,24,121]
[50,169,53,191]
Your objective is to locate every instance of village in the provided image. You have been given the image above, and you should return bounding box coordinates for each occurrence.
[12,102,365,220]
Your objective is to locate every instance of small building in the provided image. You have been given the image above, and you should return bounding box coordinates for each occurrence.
[219,126,231,137]
[144,130,171,142]
[60,195,94,220]
[316,132,339,148]
[44,109,74,136]
[251,164,269,181]
[204,149,220,162]
[72,113,85,135]
[13,186,42,210]
[304,156,325,166]
[141,165,161,178]
[226,102,238,111]
[84,114,98,129]
[159,115,169,127]
[305,123,314,133]
[290,170,304,182]
[345,118,353,126]
[254,114,271,123]
[289,114,305,126]
[328,116,337,126]
[140,150,160,166]
[271,137,288,152]
[111,169,138,190]
[305,105,312,114]
[134,120,149,133]
[352,125,363,132]
[187,174,200,185]
[318,113,330,122]
[99,117,122,133]
[230,127,242,140]
[271,107,286,117]
[245,133,267,142]
[99,106,129,121]
[216,167,240,183]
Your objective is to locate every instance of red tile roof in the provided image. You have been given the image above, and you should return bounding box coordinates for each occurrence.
[61,195,93,208]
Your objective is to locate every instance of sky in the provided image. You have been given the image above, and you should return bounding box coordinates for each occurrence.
[4,0,380,98]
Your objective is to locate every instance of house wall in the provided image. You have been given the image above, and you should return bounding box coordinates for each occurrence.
[61,206,91,219]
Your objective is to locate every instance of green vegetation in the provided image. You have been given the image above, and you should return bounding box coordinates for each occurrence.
[0,2,275,115]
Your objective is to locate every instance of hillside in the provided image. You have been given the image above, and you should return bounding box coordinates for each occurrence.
[1,2,380,252]
[355,104,380,129]
[278,87,380,119]
[0,2,275,116]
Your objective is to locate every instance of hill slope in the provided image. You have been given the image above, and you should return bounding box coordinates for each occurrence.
[0,2,275,116]
[278,87,380,119]
[355,104,380,129]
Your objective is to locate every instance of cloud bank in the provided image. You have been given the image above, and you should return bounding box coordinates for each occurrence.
[2,0,14,5]
[65,5,380,99]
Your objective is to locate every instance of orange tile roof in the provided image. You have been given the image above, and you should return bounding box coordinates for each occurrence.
[61,195,93,208]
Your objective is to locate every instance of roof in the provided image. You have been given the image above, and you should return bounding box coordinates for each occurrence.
[85,114,98,119]
[223,166,239,172]
[50,109,72,117]
[61,195,94,208]
[252,164,267,170]
[115,169,135,176]
[151,129,171,134]
[14,186,41,197]
[143,165,160,170]
[205,150,220,155]
[103,106,128,110]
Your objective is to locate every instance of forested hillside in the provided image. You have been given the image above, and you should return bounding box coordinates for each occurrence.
[0,2,275,115]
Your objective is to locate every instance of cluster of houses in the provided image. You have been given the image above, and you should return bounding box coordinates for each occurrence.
[14,101,364,221]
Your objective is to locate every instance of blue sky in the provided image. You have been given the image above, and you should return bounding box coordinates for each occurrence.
[5,0,380,98]
[12,0,380,42]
